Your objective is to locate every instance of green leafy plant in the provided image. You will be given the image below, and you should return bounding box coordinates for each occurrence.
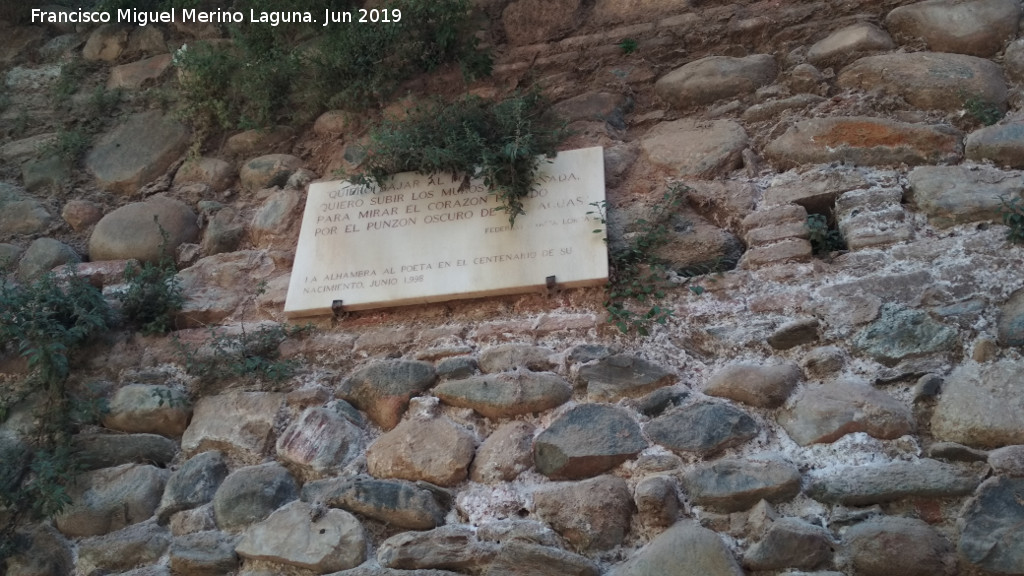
[118,258,183,336]
[1000,195,1024,244]
[354,91,566,225]
[52,58,100,103]
[806,213,846,255]
[618,38,638,54]
[964,96,1003,126]
[39,128,90,163]
[177,323,309,388]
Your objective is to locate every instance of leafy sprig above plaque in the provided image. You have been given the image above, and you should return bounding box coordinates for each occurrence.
[352,91,567,225]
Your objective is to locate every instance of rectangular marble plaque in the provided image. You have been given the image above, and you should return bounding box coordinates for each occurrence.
[284,146,608,316]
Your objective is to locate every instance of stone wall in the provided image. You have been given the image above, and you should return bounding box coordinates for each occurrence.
[3,0,1024,575]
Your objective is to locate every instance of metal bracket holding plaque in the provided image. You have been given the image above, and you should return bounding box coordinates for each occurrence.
[284,147,608,317]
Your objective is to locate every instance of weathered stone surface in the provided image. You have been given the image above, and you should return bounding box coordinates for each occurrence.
[4,524,73,576]
[767,318,820,350]
[73,433,177,471]
[276,406,363,477]
[989,445,1024,476]
[303,475,447,530]
[779,381,915,446]
[682,458,802,512]
[634,476,679,528]
[313,110,349,136]
[853,304,957,366]
[743,517,834,571]
[806,459,984,505]
[739,238,813,268]
[741,94,826,123]
[533,475,632,551]
[250,188,301,247]
[213,462,298,531]
[16,237,79,281]
[85,111,189,194]
[704,362,800,408]
[609,521,744,576]
[533,404,647,479]
[1006,38,1024,82]
[102,384,191,438]
[56,464,168,537]
[552,91,630,127]
[337,360,437,430]
[175,250,277,327]
[174,157,234,192]
[478,344,555,373]
[83,23,128,61]
[806,22,893,68]
[181,391,285,463]
[502,0,580,45]
[487,541,601,576]
[236,500,366,572]
[641,119,748,179]
[998,287,1024,346]
[224,126,296,158]
[157,450,229,522]
[646,402,758,456]
[22,153,71,192]
[655,55,777,109]
[959,476,1024,573]
[838,52,1006,112]
[169,530,239,575]
[630,386,690,418]
[927,441,989,463]
[77,520,170,575]
[200,205,244,255]
[579,354,674,402]
[327,568,462,576]
[378,525,498,572]
[652,213,745,275]
[0,432,29,496]
[107,53,172,90]
[844,516,956,576]
[477,519,563,548]
[965,122,1024,168]
[89,195,199,263]
[764,117,963,169]
[907,165,1023,228]
[366,414,475,487]
[0,243,21,270]
[239,154,303,192]
[885,0,1020,57]
[435,372,570,419]
[61,199,103,232]
[0,182,52,238]
[931,360,1024,448]
[471,421,535,483]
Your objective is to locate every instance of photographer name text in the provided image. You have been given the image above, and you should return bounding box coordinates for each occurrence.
[31,7,401,27]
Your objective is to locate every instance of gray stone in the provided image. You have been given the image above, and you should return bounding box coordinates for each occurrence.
[655,55,777,109]
[302,475,447,530]
[838,52,1007,112]
[682,457,801,513]
[1006,38,1024,83]
[250,188,301,247]
[486,541,601,576]
[741,94,826,123]
[55,464,168,537]
[609,521,744,576]
[552,91,630,127]
[997,287,1024,346]
[436,355,477,380]
[501,0,580,45]
[806,22,893,68]
[779,381,915,446]
[630,386,690,417]
[989,445,1024,476]
[853,304,957,366]
[478,343,555,373]
[377,525,498,572]
[931,360,1024,448]
[477,519,563,548]
[200,206,244,255]
[337,359,437,430]
[22,154,70,192]
[435,372,570,419]
[742,517,834,571]
[366,414,476,487]
[169,504,217,536]
[89,195,199,264]
[102,384,191,438]
[907,164,1023,228]
[169,530,239,575]
[212,462,298,531]
[224,126,296,158]
[579,354,674,402]
[767,319,820,350]
[236,500,366,572]
[926,441,989,463]
[77,521,171,575]
[157,451,229,522]
[175,250,277,327]
[646,401,758,456]
[471,421,535,483]
[806,459,985,505]
[704,362,800,408]
[763,167,870,212]
[327,569,462,576]
[180,391,285,464]
[965,122,1024,168]
[634,476,680,528]
[885,0,1020,57]
[652,213,744,275]
[533,475,633,551]
[958,476,1024,573]
[239,154,303,192]
[85,111,189,195]
[533,404,647,480]
[174,157,234,192]
[73,432,178,471]
[275,406,363,477]
[641,119,749,179]
[16,237,79,281]
[764,117,963,169]
[0,243,23,269]
[844,516,956,576]
[4,524,73,576]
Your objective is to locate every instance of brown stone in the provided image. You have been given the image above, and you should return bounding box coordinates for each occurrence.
[532,475,633,551]
[366,415,476,487]
[107,54,173,90]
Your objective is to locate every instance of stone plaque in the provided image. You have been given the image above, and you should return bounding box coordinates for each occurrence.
[284,147,608,316]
